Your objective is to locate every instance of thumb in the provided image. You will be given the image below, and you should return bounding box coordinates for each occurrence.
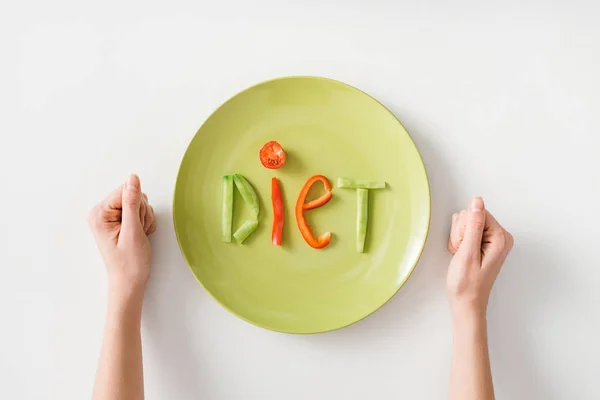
[120,174,144,240]
[460,196,486,260]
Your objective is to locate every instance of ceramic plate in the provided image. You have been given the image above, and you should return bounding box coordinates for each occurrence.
[173,76,430,333]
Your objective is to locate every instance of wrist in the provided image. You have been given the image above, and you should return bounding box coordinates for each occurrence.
[450,302,487,326]
[107,282,145,316]
[450,305,487,340]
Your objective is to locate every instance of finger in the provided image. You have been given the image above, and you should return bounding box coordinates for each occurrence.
[102,185,124,210]
[449,211,467,253]
[447,213,459,253]
[139,196,147,227]
[447,212,464,254]
[482,210,514,258]
[88,205,103,232]
[459,197,486,261]
[483,210,504,233]
[147,206,156,235]
[143,199,154,233]
[482,210,507,245]
[147,219,156,235]
[139,197,145,219]
[482,231,514,273]
[447,214,458,253]
[120,174,144,240]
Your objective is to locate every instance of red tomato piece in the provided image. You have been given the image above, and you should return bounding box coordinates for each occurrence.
[259,141,286,169]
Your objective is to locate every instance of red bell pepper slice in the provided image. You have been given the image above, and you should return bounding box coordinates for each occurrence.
[271,177,284,246]
[295,175,333,249]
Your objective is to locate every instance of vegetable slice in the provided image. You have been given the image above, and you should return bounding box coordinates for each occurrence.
[233,174,260,219]
[233,220,259,244]
[338,178,387,253]
[337,178,386,190]
[356,188,368,253]
[259,141,286,169]
[295,175,333,249]
[271,177,284,246]
[302,190,333,211]
[222,175,234,242]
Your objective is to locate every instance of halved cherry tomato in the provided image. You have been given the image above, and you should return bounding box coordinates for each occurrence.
[295,175,333,249]
[259,141,286,169]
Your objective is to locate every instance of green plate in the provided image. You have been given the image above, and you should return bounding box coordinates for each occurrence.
[173,76,430,333]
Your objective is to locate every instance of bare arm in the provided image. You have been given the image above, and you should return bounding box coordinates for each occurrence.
[89,175,156,400]
[93,290,145,400]
[446,197,513,400]
[449,310,493,399]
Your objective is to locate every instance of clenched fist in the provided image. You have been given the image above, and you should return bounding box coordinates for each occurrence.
[447,197,514,316]
[88,174,156,300]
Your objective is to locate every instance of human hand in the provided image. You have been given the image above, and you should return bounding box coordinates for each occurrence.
[446,197,513,318]
[88,175,156,301]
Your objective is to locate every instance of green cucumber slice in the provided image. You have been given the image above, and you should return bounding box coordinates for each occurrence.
[233,174,260,219]
[233,220,259,244]
[356,188,369,253]
[337,178,386,190]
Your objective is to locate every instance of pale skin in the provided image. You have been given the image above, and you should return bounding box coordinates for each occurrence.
[89,178,512,400]
[447,197,514,400]
[88,175,155,400]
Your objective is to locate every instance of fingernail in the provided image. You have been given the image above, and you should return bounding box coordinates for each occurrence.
[126,174,140,191]
[470,196,484,212]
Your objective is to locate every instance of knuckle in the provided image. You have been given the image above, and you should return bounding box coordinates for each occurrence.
[453,237,463,249]
[147,219,157,235]
[505,232,514,249]
[87,207,101,228]
[470,219,485,231]
[123,195,139,208]
[493,232,507,249]
[447,241,455,254]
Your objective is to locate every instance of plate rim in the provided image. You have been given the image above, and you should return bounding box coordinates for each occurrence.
[172,75,431,334]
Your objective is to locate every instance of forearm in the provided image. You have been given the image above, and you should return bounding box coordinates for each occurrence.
[93,289,145,400]
[449,309,494,400]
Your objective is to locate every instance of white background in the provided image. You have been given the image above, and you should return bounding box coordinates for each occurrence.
[3,0,600,399]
